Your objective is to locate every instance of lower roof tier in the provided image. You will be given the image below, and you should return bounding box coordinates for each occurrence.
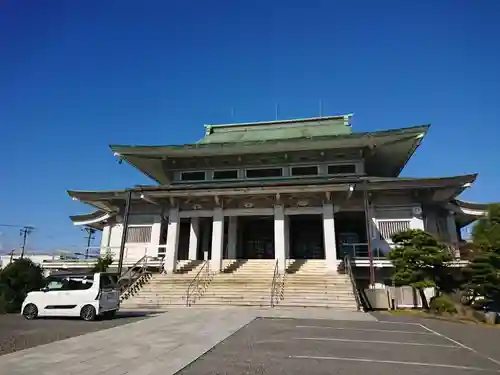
[68,174,490,229]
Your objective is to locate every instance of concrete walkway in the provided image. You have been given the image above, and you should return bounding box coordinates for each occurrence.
[0,308,374,375]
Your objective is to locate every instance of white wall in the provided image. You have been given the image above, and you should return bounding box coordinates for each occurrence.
[371,205,424,254]
[101,214,163,261]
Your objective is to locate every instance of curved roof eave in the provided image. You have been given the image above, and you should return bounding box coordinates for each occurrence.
[449,199,491,217]
[69,210,117,229]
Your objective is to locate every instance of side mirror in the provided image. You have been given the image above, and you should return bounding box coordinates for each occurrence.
[40,287,49,292]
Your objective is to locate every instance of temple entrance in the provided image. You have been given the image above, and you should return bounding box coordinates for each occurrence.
[289,215,324,259]
[238,216,274,259]
[334,211,368,258]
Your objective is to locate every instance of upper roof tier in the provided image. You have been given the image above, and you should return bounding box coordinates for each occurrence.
[199,115,353,144]
[110,115,430,184]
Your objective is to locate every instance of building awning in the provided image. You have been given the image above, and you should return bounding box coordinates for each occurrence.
[67,174,477,211]
[110,125,430,184]
[69,210,117,230]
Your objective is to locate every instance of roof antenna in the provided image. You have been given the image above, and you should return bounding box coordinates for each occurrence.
[275,104,279,120]
[319,100,323,118]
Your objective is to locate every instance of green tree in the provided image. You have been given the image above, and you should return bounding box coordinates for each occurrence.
[388,229,452,309]
[0,259,45,313]
[92,252,114,273]
[462,204,500,305]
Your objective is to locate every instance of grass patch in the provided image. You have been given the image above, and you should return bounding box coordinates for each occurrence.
[383,309,500,327]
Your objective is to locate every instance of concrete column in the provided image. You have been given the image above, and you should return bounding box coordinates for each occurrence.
[188,217,200,260]
[149,215,162,258]
[274,205,286,272]
[227,216,238,259]
[284,215,290,260]
[211,208,224,272]
[163,208,180,273]
[322,203,338,272]
[100,225,111,250]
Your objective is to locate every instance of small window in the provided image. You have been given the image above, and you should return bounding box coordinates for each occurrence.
[180,171,206,181]
[327,164,356,174]
[291,166,318,176]
[45,279,65,291]
[246,168,283,178]
[99,274,117,290]
[126,226,152,243]
[213,170,238,180]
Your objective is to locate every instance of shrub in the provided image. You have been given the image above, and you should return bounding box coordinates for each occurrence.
[92,252,114,273]
[0,258,45,313]
[430,295,457,314]
[0,292,7,314]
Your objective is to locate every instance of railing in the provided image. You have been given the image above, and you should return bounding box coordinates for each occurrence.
[344,255,362,311]
[340,243,385,259]
[186,260,212,307]
[118,255,151,301]
[270,258,282,307]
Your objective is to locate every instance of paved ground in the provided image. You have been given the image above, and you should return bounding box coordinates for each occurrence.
[0,307,371,375]
[0,311,149,356]
[2,307,500,375]
[178,317,500,375]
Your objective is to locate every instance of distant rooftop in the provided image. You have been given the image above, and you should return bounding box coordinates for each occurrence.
[199,114,353,144]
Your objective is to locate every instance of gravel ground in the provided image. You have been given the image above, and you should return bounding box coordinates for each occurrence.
[0,311,150,356]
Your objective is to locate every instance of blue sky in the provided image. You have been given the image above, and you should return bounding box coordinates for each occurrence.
[0,0,498,253]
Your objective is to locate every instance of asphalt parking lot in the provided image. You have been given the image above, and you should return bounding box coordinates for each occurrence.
[177,317,500,375]
[0,312,149,356]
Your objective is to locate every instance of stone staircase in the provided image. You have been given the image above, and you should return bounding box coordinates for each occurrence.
[279,259,358,310]
[195,259,276,307]
[119,260,206,311]
[119,259,359,311]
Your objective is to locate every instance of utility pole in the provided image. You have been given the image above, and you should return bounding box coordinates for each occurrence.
[19,226,34,259]
[82,227,96,260]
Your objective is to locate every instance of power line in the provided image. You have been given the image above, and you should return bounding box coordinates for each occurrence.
[82,227,96,260]
[19,226,35,259]
[0,224,30,229]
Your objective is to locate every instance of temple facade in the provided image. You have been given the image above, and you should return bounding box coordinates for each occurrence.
[69,115,488,275]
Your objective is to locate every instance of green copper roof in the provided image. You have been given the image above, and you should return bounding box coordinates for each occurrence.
[199,115,352,144]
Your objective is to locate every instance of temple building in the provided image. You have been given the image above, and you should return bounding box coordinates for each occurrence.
[69,115,489,280]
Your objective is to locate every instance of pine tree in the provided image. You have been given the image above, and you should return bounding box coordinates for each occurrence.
[388,229,452,308]
[463,204,500,304]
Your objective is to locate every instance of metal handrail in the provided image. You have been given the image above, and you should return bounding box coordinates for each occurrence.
[344,255,362,311]
[270,258,279,307]
[186,260,211,307]
[118,255,148,298]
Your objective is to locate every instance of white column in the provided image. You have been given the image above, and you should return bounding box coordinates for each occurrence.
[100,225,111,250]
[322,203,338,272]
[274,205,286,272]
[164,208,180,273]
[284,215,290,260]
[227,216,238,259]
[211,208,224,272]
[149,215,162,258]
[188,217,200,260]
